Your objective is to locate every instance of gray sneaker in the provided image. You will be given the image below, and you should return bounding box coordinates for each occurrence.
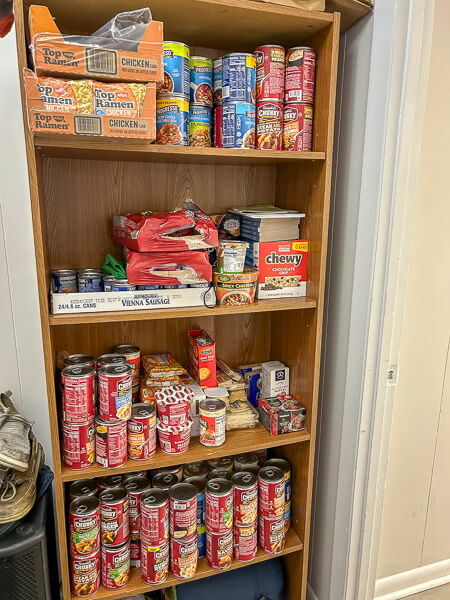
[0,392,32,472]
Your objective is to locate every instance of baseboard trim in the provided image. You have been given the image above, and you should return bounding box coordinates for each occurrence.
[306,583,320,600]
[375,559,450,600]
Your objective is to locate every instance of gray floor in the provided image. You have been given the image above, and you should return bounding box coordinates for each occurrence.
[406,585,450,599]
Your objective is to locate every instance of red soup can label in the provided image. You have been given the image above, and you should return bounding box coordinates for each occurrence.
[71,552,100,598]
[259,515,285,554]
[213,104,223,148]
[101,541,130,590]
[98,363,132,421]
[95,417,127,469]
[170,535,198,579]
[141,489,169,542]
[205,479,233,533]
[63,420,95,470]
[170,483,198,539]
[258,466,285,518]
[285,46,316,104]
[125,476,151,531]
[127,404,156,461]
[255,45,285,102]
[283,102,313,151]
[100,488,129,547]
[206,530,233,570]
[141,538,169,584]
[256,101,283,150]
[114,344,140,402]
[62,365,95,424]
[69,496,100,556]
[232,473,258,526]
[234,522,257,562]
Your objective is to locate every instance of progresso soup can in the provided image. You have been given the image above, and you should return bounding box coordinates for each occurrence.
[222,53,256,104]
[156,94,189,145]
[161,41,190,97]
[222,102,255,149]
[189,104,212,147]
[213,58,223,105]
[190,56,213,107]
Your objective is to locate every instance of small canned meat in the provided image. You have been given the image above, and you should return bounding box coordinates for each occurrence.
[69,496,100,556]
[234,522,257,562]
[185,476,206,558]
[170,534,198,579]
[114,344,140,401]
[156,95,189,146]
[141,538,169,584]
[95,417,127,469]
[207,456,233,471]
[124,476,151,531]
[101,541,130,590]
[64,354,95,369]
[63,420,95,470]
[199,398,226,447]
[170,482,197,539]
[53,269,77,293]
[130,530,140,568]
[205,478,233,533]
[259,515,285,554]
[190,56,213,107]
[208,468,233,481]
[213,58,222,105]
[70,551,100,598]
[100,487,129,547]
[183,461,208,480]
[62,365,95,424]
[285,46,316,104]
[232,471,258,525]
[141,488,169,541]
[234,453,259,472]
[189,104,212,147]
[258,466,285,518]
[152,471,179,491]
[98,363,132,421]
[223,53,256,104]
[155,386,192,426]
[97,474,123,492]
[69,479,98,501]
[77,269,104,292]
[222,102,255,149]
[206,529,233,570]
[161,41,190,97]
[283,102,313,151]
[157,418,193,454]
[97,354,127,369]
[255,45,285,102]
[127,403,156,461]
[213,104,222,147]
[256,101,283,150]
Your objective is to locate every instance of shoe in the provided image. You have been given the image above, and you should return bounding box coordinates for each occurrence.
[0,392,32,471]
[0,433,44,524]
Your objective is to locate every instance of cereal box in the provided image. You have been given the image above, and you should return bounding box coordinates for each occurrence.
[188,329,216,388]
[246,240,308,299]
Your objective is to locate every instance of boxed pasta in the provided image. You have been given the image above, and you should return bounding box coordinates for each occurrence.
[24,69,156,139]
[29,6,163,83]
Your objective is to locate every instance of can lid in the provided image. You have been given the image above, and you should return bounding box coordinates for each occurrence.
[190,55,212,63]
[142,488,169,506]
[131,403,156,419]
[152,472,179,490]
[70,495,99,515]
[258,465,285,484]
[234,452,259,467]
[99,487,127,504]
[114,345,140,355]
[62,364,94,378]
[98,474,123,489]
[208,468,233,481]
[64,354,95,367]
[207,456,233,469]
[184,476,207,493]
[206,478,233,496]
[232,471,257,489]
[184,461,208,478]
[199,398,226,412]
[170,482,197,502]
[287,46,314,52]
[77,269,104,275]
[225,52,255,58]
[53,269,77,275]
[264,458,291,475]
[240,464,260,476]
[69,479,97,499]
[99,363,132,376]
[97,354,127,367]
[124,476,151,494]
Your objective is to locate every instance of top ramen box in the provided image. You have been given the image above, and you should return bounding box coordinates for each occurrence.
[247,240,308,299]
[29,5,163,83]
[188,329,216,389]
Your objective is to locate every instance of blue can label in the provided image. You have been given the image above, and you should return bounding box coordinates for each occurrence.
[78,275,104,292]
[156,96,189,146]
[190,57,213,106]
[196,491,206,525]
[189,104,212,147]
[137,285,161,290]
[223,54,256,104]
[161,42,190,97]
[53,272,77,293]
[222,102,255,148]
[198,527,206,558]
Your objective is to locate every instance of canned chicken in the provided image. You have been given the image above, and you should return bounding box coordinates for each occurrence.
[101,541,130,590]
[53,269,77,293]
[127,403,156,461]
[161,41,190,97]
[189,104,212,147]
[254,45,285,102]
[283,102,313,151]
[183,461,208,480]
[199,398,226,447]
[259,515,285,554]
[185,476,206,558]
[207,456,233,471]
[234,453,259,471]
[206,529,233,570]
[213,104,222,147]
[222,102,255,149]
[170,482,197,539]
[97,474,123,492]
[141,488,169,542]
[69,495,100,556]
[205,478,233,533]
[156,95,189,145]
[190,56,213,107]
[63,420,95,470]
[95,417,127,469]
[69,479,98,501]
[114,344,140,401]
[208,468,233,481]
[99,487,129,547]
[141,538,169,584]
[285,46,316,104]
[157,418,193,454]
[258,466,285,518]
[170,534,198,579]
[77,270,104,292]
[234,522,258,561]
[70,551,100,598]
[152,471,179,491]
[223,53,256,104]
[256,100,283,150]
[61,365,95,424]
[232,471,258,526]
[130,530,141,568]
[124,476,151,531]
[213,58,222,105]
[98,363,132,421]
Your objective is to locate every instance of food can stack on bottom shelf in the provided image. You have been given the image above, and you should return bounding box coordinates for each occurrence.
[140,487,170,584]
[205,478,234,570]
[169,483,199,579]
[258,465,286,554]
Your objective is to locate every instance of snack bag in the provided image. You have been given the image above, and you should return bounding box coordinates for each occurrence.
[126,249,212,286]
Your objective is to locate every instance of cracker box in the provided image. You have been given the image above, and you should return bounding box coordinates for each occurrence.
[247,240,308,299]
[258,396,307,435]
[188,329,216,388]
[261,361,289,399]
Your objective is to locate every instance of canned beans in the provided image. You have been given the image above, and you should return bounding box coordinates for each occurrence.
[255,45,285,102]
[258,466,285,519]
[127,403,156,461]
[95,417,127,469]
[190,56,213,107]
[71,552,100,597]
[283,102,313,151]
[141,538,169,584]
[62,365,95,424]
[205,478,233,533]
[156,95,189,146]
[206,529,233,570]
[170,483,197,539]
[98,363,132,421]
[199,398,226,447]
[99,487,129,547]
[64,354,95,369]
[170,534,198,579]
[141,488,169,542]
[101,541,130,590]
[63,420,95,470]
[285,46,316,104]
[69,496,100,556]
[256,100,283,150]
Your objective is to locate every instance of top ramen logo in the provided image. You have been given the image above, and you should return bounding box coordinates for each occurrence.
[74,516,97,529]
[265,251,303,267]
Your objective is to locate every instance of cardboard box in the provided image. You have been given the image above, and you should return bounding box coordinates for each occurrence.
[29,5,163,83]
[188,329,216,388]
[258,396,307,435]
[261,361,289,399]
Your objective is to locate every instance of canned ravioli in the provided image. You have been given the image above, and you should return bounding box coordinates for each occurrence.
[156,95,189,145]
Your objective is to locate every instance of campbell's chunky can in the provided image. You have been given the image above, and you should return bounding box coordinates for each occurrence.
[205,478,233,533]
[97,474,123,492]
[70,551,100,597]
[69,479,98,501]
[265,457,291,530]
[255,45,285,102]
[101,541,130,590]
[125,476,151,531]
[100,488,129,547]
[69,496,100,556]
[63,420,95,470]
[283,102,313,151]
[234,522,258,561]
[62,365,95,424]
[259,515,285,554]
[199,398,226,447]
[285,46,316,104]
[114,344,140,402]
[141,538,169,584]
[141,488,169,542]
[232,471,258,525]
[208,456,233,471]
[152,471,179,491]
[259,466,285,518]
[127,403,156,461]
[234,453,259,472]
[97,354,127,369]
[98,363,132,422]
[95,417,127,469]
[185,476,207,558]
[206,529,233,570]
[256,100,283,150]
[64,354,95,369]
[170,534,198,579]
[170,483,198,539]
[129,531,141,568]
[183,461,208,481]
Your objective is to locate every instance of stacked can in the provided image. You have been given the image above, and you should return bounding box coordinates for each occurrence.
[124,475,151,569]
[140,487,170,584]
[127,404,157,462]
[254,45,285,151]
[169,483,199,579]
[212,58,223,147]
[232,471,258,562]
[155,385,194,455]
[189,56,213,147]
[265,458,291,531]
[205,478,233,570]
[258,466,286,554]
[69,495,101,597]
[114,344,140,402]
[99,487,131,590]
[185,476,207,558]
